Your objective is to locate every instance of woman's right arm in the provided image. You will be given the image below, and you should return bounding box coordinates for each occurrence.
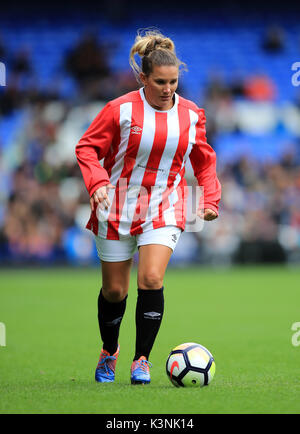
[75,102,117,207]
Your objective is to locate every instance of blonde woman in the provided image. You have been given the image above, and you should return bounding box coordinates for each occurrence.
[76,30,221,384]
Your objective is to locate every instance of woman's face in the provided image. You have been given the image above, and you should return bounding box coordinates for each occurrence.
[140,65,179,111]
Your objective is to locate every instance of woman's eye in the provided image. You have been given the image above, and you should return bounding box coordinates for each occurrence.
[156,80,177,85]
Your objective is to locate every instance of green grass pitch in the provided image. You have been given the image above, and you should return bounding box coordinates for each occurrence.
[0,266,300,414]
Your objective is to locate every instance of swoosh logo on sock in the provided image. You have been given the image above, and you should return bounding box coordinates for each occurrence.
[170,361,179,380]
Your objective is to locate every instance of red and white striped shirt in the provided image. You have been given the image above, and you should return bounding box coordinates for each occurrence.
[76,88,221,239]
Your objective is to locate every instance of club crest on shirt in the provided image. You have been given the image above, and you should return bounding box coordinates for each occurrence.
[130,125,142,135]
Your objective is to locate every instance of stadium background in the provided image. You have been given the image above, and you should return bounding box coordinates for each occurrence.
[1,0,300,416]
[1,0,300,268]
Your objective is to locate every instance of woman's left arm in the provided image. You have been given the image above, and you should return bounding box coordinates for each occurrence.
[189,109,221,221]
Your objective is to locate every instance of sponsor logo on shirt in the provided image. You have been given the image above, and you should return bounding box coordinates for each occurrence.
[137,163,164,173]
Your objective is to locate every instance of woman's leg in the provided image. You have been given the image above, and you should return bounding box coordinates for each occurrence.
[98,259,133,355]
[94,235,136,356]
[102,258,133,302]
[134,244,173,361]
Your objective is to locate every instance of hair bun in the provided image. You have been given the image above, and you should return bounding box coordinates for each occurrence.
[129,29,186,80]
[144,36,174,56]
[132,30,175,59]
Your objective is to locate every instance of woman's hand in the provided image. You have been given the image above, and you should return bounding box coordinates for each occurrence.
[90,183,115,212]
[197,208,218,221]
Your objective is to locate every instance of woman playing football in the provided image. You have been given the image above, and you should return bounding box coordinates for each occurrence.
[76,29,221,384]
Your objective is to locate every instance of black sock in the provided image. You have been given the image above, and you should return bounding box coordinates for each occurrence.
[134,287,164,361]
[97,289,127,355]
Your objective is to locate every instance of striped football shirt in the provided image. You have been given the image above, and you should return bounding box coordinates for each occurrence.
[75,88,221,239]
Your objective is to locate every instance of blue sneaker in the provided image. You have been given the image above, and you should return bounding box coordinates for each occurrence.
[131,356,152,384]
[95,345,119,383]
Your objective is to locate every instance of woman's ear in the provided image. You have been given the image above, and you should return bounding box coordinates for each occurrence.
[139,72,147,86]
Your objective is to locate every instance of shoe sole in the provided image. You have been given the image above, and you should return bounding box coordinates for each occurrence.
[95,379,115,383]
[131,379,150,385]
[95,371,115,383]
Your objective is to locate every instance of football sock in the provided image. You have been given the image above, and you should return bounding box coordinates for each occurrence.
[134,287,164,361]
[97,288,127,355]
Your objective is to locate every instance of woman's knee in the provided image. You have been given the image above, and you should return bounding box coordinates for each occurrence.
[101,259,132,302]
[138,269,163,290]
[102,285,127,302]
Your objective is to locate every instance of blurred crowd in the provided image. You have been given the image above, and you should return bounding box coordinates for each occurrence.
[1,27,300,266]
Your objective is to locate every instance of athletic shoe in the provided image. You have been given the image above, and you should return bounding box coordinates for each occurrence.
[95,345,120,383]
[131,356,152,384]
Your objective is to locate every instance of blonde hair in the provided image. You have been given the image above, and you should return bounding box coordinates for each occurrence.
[129,29,186,81]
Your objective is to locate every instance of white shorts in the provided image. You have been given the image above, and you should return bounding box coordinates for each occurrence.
[94,226,182,262]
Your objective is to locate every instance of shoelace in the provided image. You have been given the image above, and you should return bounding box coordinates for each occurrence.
[97,354,116,373]
[134,359,152,372]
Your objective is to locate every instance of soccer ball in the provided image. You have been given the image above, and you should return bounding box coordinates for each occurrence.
[166,342,216,387]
